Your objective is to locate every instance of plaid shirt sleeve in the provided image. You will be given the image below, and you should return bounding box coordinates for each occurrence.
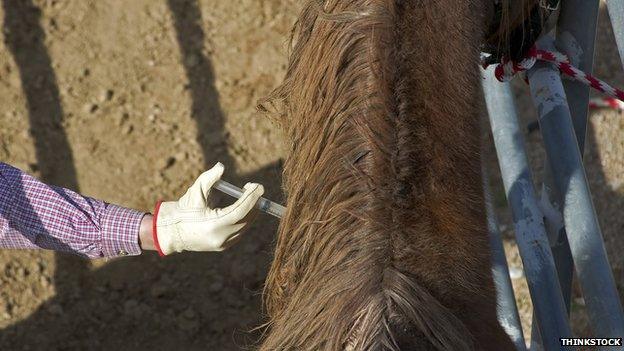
[0,162,144,258]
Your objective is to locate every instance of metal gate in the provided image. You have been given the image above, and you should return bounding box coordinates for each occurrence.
[481,1,624,350]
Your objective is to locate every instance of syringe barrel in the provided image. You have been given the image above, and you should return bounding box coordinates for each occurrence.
[214,180,285,219]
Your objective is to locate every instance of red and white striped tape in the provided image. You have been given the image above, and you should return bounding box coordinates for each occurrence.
[487,46,624,109]
[589,97,624,110]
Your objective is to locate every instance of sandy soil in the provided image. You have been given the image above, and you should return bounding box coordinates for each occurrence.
[0,1,298,350]
[0,1,621,350]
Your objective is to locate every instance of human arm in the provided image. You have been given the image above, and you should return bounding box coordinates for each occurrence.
[0,162,264,258]
[139,214,155,251]
[0,162,143,258]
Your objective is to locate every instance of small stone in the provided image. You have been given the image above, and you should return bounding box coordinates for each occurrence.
[116,112,129,126]
[206,131,224,146]
[185,54,199,68]
[83,103,98,114]
[122,124,134,135]
[37,259,46,273]
[178,317,199,331]
[48,304,63,315]
[16,267,25,277]
[244,241,260,254]
[124,299,138,312]
[225,293,244,308]
[208,281,223,293]
[40,275,50,287]
[174,151,188,161]
[110,278,126,291]
[158,156,176,170]
[244,263,256,277]
[150,284,168,298]
[98,89,114,103]
[177,308,199,331]
[153,172,164,185]
[124,300,146,319]
[62,86,74,97]
[183,308,196,319]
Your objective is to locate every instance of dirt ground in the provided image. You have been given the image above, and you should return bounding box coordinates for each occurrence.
[0,0,621,350]
[0,1,297,350]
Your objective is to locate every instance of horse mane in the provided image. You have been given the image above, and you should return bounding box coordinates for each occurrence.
[486,0,544,59]
[258,0,515,350]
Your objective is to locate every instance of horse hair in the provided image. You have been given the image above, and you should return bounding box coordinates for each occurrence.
[258,0,518,350]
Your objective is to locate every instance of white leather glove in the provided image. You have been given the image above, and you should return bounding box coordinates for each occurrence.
[153,162,264,256]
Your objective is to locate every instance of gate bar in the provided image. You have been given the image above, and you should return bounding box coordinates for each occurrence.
[483,163,527,351]
[556,0,599,149]
[528,35,624,338]
[606,0,624,68]
[531,2,602,347]
[482,66,572,351]
[550,0,600,305]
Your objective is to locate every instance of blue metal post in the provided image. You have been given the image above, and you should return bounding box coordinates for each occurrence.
[556,0,599,148]
[483,163,527,351]
[531,2,601,347]
[482,66,572,351]
[606,0,624,68]
[528,35,624,338]
[545,0,599,317]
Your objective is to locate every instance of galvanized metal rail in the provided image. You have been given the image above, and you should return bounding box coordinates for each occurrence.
[530,1,602,348]
[528,34,624,339]
[606,0,624,68]
[483,1,624,349]
[482,67,573,351]
[483,162,528,351]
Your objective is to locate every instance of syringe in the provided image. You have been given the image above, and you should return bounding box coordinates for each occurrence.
[214,180,285,219]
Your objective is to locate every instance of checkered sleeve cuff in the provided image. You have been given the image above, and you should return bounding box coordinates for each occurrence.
[100,204,144,258]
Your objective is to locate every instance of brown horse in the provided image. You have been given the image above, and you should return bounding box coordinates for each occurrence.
[259,0,538,350]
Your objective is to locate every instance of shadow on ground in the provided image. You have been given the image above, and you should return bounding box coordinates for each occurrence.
[0,0,282,350]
